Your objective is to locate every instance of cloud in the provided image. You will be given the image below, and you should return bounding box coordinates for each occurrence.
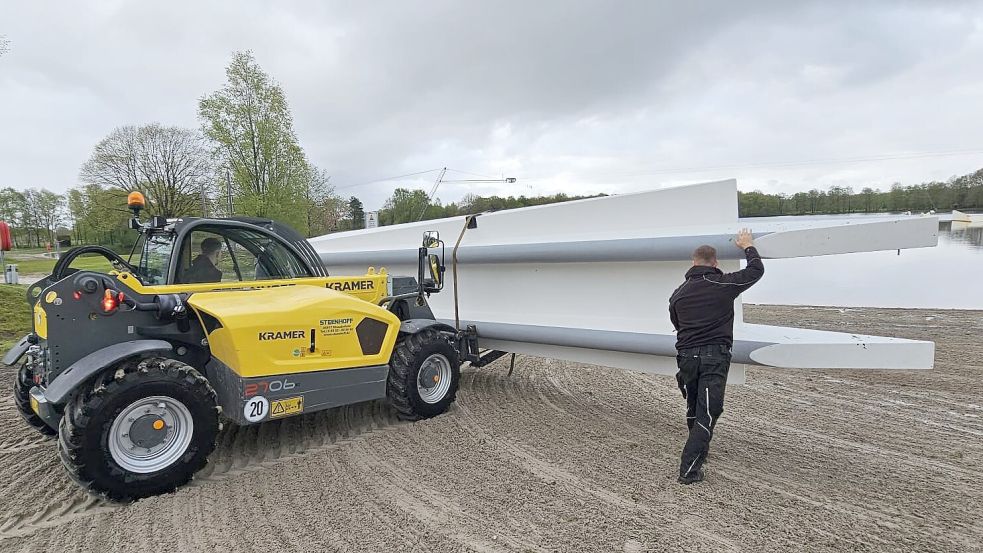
[1,0,982,209]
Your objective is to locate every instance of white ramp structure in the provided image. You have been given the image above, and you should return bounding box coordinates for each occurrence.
[310,179,937,383]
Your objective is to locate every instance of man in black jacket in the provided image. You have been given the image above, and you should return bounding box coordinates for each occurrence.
[184,237,224,284]
[669,228,764,484]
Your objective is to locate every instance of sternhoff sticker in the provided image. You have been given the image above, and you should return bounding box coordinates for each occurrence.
[320,318,354,336]
[243,396,269,423]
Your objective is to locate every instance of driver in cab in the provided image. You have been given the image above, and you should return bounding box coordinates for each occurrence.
[184,238,223,283]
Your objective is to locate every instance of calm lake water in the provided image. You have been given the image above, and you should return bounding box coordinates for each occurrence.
[740,214,983,310]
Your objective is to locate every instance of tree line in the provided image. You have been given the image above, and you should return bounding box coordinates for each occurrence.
[4,165,983,250]
[376,168,983,225]
[738,168,983,217]
[0,188,65,248]
[376,189,605,226]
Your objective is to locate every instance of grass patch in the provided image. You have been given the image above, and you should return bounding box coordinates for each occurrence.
[3,256,55,274]
[2,253,115,276]
[0,285,32,353]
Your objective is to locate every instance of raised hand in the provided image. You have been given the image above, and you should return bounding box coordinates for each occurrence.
[735,228,754,249]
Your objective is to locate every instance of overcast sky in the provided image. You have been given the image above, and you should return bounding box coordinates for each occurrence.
[2,1,982,209]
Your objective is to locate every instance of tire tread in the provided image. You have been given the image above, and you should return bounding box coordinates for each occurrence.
[57,357,219,502]
[386,329,460,421]
[13,365,57,436]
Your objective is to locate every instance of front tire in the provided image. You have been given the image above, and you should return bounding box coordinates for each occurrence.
[58,357,220,501]
[14,365,57,436]
[386,329,461,421]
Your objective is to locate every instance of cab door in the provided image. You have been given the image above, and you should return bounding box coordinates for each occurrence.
[170,224,315,285]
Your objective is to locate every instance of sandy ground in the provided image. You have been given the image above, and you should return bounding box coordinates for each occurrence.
[0,305,980,552]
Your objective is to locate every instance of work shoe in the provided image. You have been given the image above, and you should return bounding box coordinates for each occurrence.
[677,469,705,485]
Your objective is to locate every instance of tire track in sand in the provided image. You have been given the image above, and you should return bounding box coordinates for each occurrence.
[191,400,402,486]
[0,435,51,453]
[342,421,545,552]
[457,365,743,553]
[0,400,403,542]
[0,496,117,540]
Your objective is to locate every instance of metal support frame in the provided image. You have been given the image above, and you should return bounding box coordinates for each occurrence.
[471,349,510,368]
[455,324,510,369]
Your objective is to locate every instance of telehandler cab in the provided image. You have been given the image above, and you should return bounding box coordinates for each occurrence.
[5,192,488,500]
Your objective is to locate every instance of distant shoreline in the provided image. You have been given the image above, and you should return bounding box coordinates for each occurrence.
[739,210,980,219]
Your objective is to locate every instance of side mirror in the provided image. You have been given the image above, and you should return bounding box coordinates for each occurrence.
[418,230,445,295]
[423,230,440,248]
[427,254,443,289]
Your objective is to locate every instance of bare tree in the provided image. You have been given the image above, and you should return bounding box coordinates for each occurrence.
[20,189,43,247]
[0,35,9,57]
[80,124,213,217]
[36,190,65,245]
[79,126,141,190]
[19,189,64,247]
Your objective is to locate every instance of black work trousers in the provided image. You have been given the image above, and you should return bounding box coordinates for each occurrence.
[675,344,730,478]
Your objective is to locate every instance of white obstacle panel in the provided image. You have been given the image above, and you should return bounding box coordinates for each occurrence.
[310,179,937,382]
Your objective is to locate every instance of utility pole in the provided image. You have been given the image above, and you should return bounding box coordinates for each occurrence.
[200,182,208,217]
[226,169,233,215]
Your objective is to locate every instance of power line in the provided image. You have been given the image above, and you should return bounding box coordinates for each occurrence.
[333,168,443,191]
[333,167,515,195]
[439,179,514,183]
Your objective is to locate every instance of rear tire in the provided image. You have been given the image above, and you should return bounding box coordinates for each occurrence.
[14,365,57,436]
[58,357,220,501]
[386,329,461,421]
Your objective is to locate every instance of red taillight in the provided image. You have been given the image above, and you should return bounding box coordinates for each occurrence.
[102,289,118,312]
[73,291,82,300]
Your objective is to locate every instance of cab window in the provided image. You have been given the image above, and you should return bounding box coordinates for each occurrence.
[176,232,233,284]
[128,232,175,285]
[174,226,312,284]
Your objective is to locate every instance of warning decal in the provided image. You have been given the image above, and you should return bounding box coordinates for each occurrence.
[269,396,304,419]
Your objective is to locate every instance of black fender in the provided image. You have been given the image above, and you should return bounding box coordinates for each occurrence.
[44,340,173,404]
[398,319,457,336]
[2,334,32,366]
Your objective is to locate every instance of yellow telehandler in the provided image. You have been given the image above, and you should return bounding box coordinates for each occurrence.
[5,192,493,500]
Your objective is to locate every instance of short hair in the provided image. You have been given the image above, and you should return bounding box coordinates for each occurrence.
[692,245,716,265]
[200,237,222,255]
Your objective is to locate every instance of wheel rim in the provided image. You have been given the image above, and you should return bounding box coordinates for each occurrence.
[417,354,452,404]
[108,395,194,474]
